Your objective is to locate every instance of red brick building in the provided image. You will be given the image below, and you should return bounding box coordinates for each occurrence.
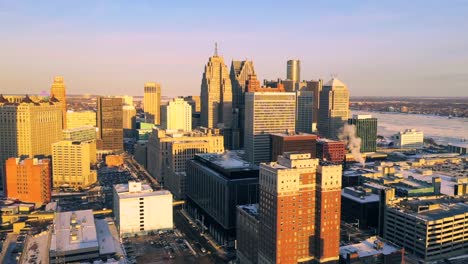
[258,153,342,264]
[270,132,317,161]
[6,157,51,205]
[316,139,346,164]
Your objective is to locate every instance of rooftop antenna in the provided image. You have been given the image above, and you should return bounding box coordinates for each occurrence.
[214,42,218,56]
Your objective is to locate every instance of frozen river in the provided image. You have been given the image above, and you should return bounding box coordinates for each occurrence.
[352,110,468,146]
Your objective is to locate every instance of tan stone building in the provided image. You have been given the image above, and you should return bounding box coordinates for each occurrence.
[0,95,62,190]
[144,82,161,125]
[318,78,350,139]
[160,98,192,132]
[66,110,96,129]
[52,140,97,189]
[50,76,67,129]
[146,127,224,186]
[200,48,232,128]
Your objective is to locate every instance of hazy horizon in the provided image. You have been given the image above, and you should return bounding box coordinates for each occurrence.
[1,1,467,97]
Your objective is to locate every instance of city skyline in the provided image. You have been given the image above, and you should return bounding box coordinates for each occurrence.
[1,1,467,97]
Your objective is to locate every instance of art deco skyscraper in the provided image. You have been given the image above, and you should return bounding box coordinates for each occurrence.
[144,82,161,125]
[200,45,233,128]
[318,78,350,139]
[97,96,123,152]
[50,76,67,128]
[287,59,301,83]
[258,153,342,264]
[229,60,256,149]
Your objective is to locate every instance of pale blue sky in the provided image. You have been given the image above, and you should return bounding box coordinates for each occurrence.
[1,1,467,97]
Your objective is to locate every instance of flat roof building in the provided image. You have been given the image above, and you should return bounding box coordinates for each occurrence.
[186,153,259,246]
[270,132,317,161]
[113,181,173,237]
[236,204,259,264]
[339,236,403,264]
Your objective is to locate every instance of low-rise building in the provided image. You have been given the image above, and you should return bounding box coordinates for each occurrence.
[113,181,172,237]
[394,129,424,149]
[270,131,317,161]
[384,197,468,262]
[341,187,380,229]
[339,236,403,264]
[316,138,346,163]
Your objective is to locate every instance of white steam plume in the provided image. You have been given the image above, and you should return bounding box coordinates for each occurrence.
[339,124,366,166]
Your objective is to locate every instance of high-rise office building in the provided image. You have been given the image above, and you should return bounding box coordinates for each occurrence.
[348,115,378,152]
[122,105,137,130]
[244,92,296,164]
[318,78,350,139]
[97,96,123,152]
[144,82,161,124]
[63,126,96,141]
[0,95,62,190]
[186,153,259,245]
[160,98,192,132]
[258,153,342,264]
[296,86,314,133]
[52,140,97,188]
[66,110,96,129]
[50,76,67,129]
[183,95,201,113]
[146,127,224,183]
[230,60,256,149]
[200,46,233,128]
[5,157,51,204]
[287,59,301,84]
[306,80,323,132]
[270,132,317,161]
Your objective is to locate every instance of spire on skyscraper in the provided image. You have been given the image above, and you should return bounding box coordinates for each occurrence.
[214,42,218,56]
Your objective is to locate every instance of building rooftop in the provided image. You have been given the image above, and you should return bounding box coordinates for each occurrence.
[324,78,346,88]
[238,204,259,218]
[192,152,259,180]
[50,209,98,254]
[340,236,401,258]
[270,131,317,138]
[114,181,171,199]
[341,187,380,204]
[390,197,468,221]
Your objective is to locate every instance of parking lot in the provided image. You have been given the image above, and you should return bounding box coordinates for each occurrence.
[123,230,199,264]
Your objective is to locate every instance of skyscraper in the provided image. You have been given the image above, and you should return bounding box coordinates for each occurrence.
[348,115,378,152]
[0,95,62,190]
[122,105,137,130]
[52,140,97,188]
[200,45,233,128]
[50,76,67,129]
[270,132,317,161]
[307,79,323,132]
[258,153,342,264]
[318,78,350,139]
[6,157,51,204]
[66,110,96,129]
[144,82,161,125]
[296,86,314,133]
[287,59,300,83]
[244,92,296,164]
[160,98,192,132]
[97,96,123,152]
[230,60,256,149]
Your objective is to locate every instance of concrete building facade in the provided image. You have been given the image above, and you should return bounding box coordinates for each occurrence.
[160,97,192,132]
[244,92,296,164]
[146,127,224,183]
[52,140,97,188]
[50,76,67,129]
[113,181,173,237]
[66,110,96,129]
[318,78,350,140]
[144,82,161,125]
[394,129,424,149]
[0,95,62,190]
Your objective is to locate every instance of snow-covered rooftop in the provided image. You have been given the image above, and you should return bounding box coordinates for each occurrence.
[340,236,400,258]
